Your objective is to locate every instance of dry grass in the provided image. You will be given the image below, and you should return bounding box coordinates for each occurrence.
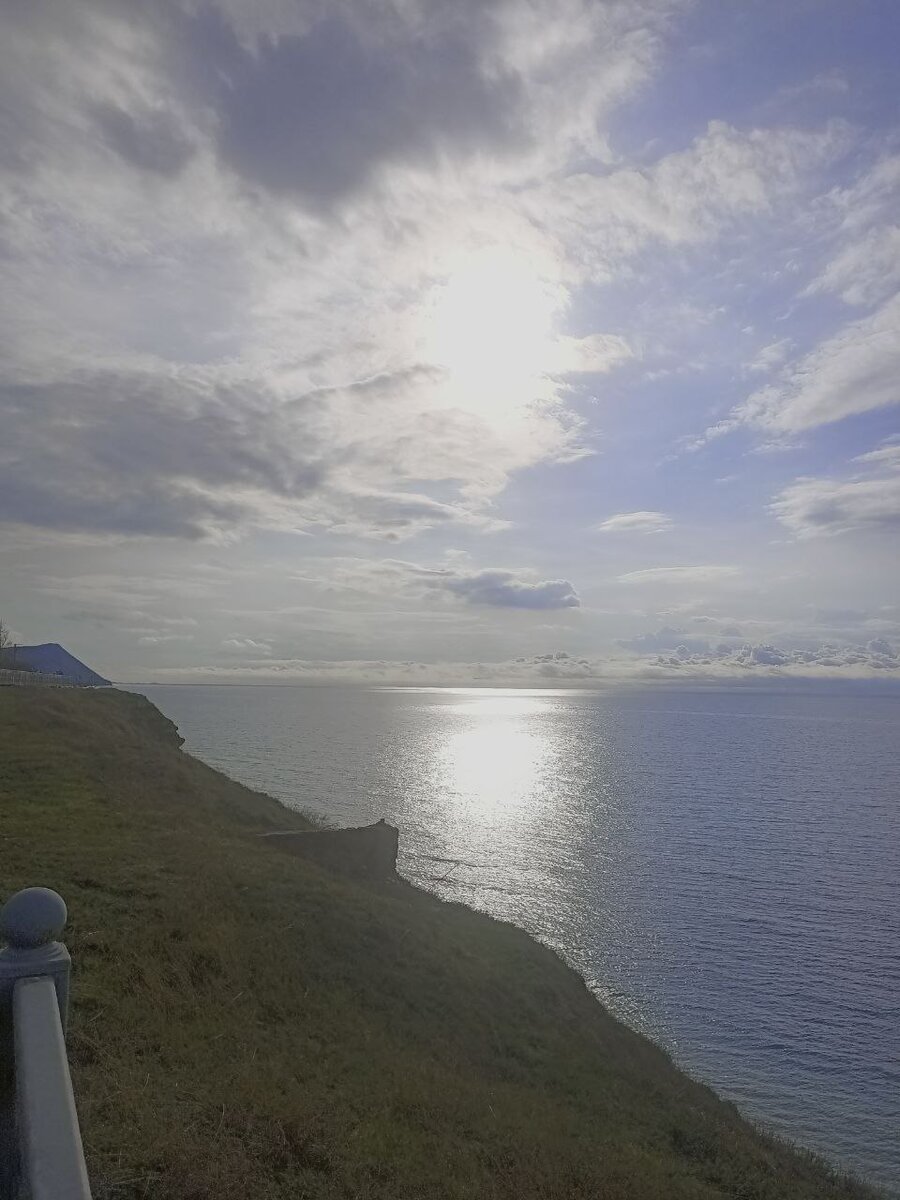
[0,688,881,1199]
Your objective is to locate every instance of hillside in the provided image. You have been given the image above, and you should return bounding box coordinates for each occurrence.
[0,688,879,1200]
[13,643,110,686]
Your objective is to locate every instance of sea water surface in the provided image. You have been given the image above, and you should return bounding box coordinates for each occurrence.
[129,683,899,1193]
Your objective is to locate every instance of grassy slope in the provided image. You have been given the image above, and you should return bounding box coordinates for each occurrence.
[0,688,877,1200]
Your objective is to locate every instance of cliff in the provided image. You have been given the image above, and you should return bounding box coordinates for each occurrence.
[0,688,879,1200]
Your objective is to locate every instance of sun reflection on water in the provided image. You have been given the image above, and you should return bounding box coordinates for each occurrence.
[441,714,545,819]
[432,690,562,823]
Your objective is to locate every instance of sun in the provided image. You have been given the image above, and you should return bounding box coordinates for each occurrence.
[423,248,564,420]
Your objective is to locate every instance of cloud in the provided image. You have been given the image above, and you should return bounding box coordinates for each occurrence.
[3,0,897,692]
[808,224,900,308]
[0,369,325,539]
[142,654,595,686]
[213,11,527,209]
[595,510,672,534]
[326,490,510,541]
[866,637,896,658]
[771,436,900,538]
[4,0,647,546]
[90,101,195,177]
[439,568,579,610]
[700,152,900,445]
[524,119,847,279]
[687,616,743,636]
[647,639,899,675]
[551,334,633,375]
[299,557,581,611]
[136,636,900,687]
[0,362,571,540]
[221,637,272,655]
[747,338,793,374]
[0,0,857,554]
[771,475,900,538]
[617,565,740,585]
[805,154,900,307]
[853,439,900,472]
[174,0,685,213]
[730,293,900,435]
[618,626,722,654]
[136,632,194,646]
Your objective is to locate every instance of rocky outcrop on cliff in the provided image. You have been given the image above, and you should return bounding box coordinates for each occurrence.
[261,819,399,880]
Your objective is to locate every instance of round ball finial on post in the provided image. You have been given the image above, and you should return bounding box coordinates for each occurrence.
[0,888,72,1030]
[0,887,68,950]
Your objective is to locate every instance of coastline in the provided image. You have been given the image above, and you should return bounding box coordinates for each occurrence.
[0,686,884,1199]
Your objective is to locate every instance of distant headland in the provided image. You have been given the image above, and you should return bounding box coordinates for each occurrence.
[0,643,110,687]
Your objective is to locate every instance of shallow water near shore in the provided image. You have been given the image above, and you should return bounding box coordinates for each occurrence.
[128,683,899,1193]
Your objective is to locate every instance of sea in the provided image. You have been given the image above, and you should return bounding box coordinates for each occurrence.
[127,683,899,1194]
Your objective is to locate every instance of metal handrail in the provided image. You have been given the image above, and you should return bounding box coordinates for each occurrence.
[0,889,91,1200]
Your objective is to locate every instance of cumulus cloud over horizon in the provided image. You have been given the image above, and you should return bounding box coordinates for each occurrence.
[647,639,899,674]
[138,636,900,687]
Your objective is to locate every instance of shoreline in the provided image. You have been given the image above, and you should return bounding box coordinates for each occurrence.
[128,680,898,1195]
[1,686,885,1199]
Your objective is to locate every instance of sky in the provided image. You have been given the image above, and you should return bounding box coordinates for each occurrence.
[2,0,899,686]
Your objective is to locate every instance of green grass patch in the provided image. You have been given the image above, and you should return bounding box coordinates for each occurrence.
[0,688,880,1199]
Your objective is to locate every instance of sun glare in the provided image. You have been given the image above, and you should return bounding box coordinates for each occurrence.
[424,249,564,420]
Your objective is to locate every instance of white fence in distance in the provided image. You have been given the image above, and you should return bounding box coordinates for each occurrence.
[0,670,80,689]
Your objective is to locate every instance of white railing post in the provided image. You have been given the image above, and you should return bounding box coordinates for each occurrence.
[12,979,92,1200]
[0,889,91,1200]
[0,889,71,1032]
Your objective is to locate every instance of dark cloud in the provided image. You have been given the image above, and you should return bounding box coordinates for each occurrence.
[209,13,526,207]
[0,366,508,541]
[4,1,526,209]
[0,371,329,538]
[650,640,899,672]
[440,568,579,610]
[619,624,900,673]
[91,102,194,176]
[309,558,581,608]
[867,637,896,657]
[0,472,246,540]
